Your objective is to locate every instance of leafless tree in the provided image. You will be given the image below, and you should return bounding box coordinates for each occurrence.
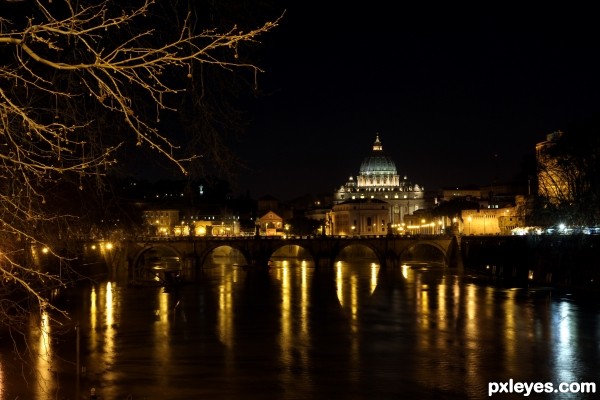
[0,0,280,336]
[536,129,600,227]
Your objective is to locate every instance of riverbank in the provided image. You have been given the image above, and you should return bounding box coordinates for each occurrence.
[460,234,600,295]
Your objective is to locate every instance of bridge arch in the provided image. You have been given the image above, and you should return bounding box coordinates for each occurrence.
[269,243,316,265]
[125,236,458,281]
[399,240,448,266]
[331,241,384,265]
[196,243,251,267]
[131,244,185,282]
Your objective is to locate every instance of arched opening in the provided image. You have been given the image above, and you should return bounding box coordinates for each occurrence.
[202,245,248,279]
[134,245,182,286]
[271,244,312,261]
[333,244,381,314]
[401,243,446,267]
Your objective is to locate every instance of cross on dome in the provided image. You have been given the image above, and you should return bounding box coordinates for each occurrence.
[373,133,383,151]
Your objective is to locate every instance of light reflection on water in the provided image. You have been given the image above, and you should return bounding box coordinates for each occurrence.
[1,258,600,399]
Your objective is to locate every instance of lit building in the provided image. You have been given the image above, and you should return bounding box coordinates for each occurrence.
[143,209,181,236]
[460,203,525,236]
[331,134,428,234]
[330,198,391,236]
[257,211,283,236]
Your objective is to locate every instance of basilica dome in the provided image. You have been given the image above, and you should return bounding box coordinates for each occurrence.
[332,133,427,228]
[359,134,398,176]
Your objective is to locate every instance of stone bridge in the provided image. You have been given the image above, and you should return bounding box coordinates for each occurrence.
[122,235,459,280]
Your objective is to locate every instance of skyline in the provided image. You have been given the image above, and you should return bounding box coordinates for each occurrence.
[229,4,600,201]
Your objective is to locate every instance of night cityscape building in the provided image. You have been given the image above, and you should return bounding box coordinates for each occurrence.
[330,134,429,235]
[124,129,600,238]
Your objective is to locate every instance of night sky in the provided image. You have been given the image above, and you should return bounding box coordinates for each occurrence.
[230,4,600,201]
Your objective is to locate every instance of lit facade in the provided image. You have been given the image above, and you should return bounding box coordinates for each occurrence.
[257,211,283,236]
[330,198,391,236]
[143,209,180,236]
[460,204,524,236]
[332,134,427,231]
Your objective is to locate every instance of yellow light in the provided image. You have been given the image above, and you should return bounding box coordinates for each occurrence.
[105,242,113,250]
[42,247,49,254]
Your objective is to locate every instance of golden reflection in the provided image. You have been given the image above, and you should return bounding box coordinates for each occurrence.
[370,262,378,294]
[90,286,97,347]
[437,278,447,332]
[401,264,409,279]
[34,309,54,398]
[485,286,495,319]
[503,289,516,367]
[350,274,358,332]
[103,282,115,367]
[452,278,460,318]
[300,262,308,335]
[418,285,429,332]
[281,263,291,350]
[463,284,483,392]
[336,262,344,306]
[279,260,293,392]
[465,284,477,336]
[154,291,171,388]
[217,279,233,347]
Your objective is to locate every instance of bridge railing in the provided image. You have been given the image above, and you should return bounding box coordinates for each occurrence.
[130,233,454,242]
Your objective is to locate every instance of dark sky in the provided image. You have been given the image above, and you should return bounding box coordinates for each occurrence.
[4,1,599,201]
[232,5,600,200]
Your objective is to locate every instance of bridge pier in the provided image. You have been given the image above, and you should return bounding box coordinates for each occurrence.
[383,252,400,270]
[316,255,334,270]
[182,255,199,281]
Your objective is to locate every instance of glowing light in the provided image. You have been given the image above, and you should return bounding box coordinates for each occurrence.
[401,264,409,279]
[35,310,54,397]
[370,262,378,294]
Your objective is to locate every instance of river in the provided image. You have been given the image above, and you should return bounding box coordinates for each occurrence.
[1,255,599,399]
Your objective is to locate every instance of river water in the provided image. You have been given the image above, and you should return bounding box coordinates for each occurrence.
[1,256,599,399]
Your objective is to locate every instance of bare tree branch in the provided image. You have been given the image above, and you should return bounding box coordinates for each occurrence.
[0,0,280,342]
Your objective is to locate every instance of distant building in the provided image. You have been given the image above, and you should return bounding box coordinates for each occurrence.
[440,182,527,207]
[460,197,526,235]
[333,134,429,230]
[257,195,293,221]
[143,209,180,236]
[330,198,391,236]
[257,211,283,236]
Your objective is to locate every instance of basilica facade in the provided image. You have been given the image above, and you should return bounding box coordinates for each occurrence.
[329,134,429,236]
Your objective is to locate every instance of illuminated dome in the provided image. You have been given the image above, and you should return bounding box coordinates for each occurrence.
[359,134,398,176]
[332,133,428,232]
[355,134,400,189]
